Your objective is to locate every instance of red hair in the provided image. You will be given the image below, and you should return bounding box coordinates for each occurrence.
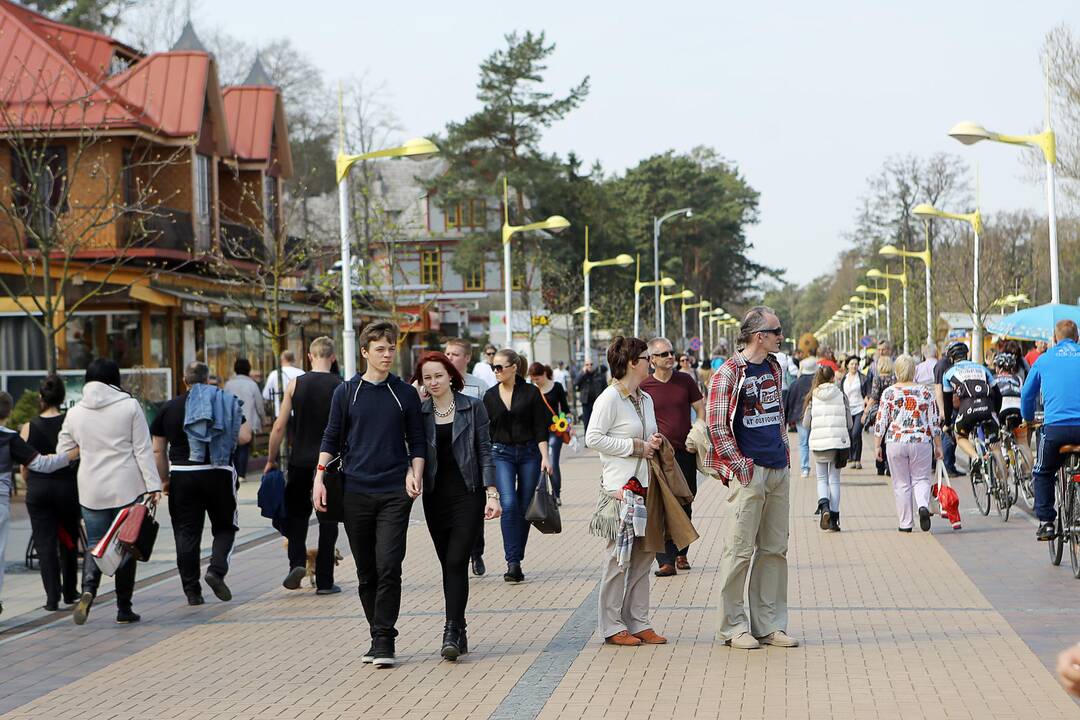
[412,351,465,392]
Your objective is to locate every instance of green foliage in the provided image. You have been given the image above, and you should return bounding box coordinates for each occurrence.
[8,390,39,430]
[23,0,133,33]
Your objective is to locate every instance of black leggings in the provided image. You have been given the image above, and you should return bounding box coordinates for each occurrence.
[25,478,81,605]
[423,484,484,625]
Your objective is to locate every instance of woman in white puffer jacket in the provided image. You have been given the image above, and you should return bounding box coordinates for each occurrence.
[802,366,851,532]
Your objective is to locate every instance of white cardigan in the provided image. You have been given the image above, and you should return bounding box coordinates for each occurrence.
[585,383,658,493]
[803,382,851,452]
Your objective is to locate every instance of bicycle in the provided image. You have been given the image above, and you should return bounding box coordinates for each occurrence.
[968,421,1008,519]
[1055,445,1080,577]
[1000,421,1031,511]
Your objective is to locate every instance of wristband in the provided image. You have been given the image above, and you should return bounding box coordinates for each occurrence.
[316,464,327,472]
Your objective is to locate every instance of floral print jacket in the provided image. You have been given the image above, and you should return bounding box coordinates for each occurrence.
[874,383,941,444]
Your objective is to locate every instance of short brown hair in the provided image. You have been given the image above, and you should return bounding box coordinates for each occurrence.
[527,362,552,379]
[309,336,335,358]
[359,321,399,349]
[445,337,472,355]
[607,336,649,380]
[1056,320,1079,343]
[0,391,11,420]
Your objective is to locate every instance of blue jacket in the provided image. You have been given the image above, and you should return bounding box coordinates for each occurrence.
[319,373,425,494]
[257,467,288,535]
[1021,339,1080,426]
[184,383,243,466]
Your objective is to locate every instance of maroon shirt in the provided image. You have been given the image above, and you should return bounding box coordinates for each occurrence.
[641,371,703,451]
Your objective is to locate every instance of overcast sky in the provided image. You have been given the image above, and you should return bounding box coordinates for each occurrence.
[195,1,1080,285]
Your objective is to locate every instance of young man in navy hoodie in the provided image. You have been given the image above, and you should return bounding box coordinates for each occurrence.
[314,322,425,668]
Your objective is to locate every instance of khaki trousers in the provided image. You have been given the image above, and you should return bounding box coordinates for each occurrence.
[598,537,652,638]
[717,465,790,641]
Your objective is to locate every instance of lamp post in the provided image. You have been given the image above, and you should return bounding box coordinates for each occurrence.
[880,219,933,346]
[337,136,440,377]
[867,267,908,354]
[660,288,694,340]
[856,283,890,339]
[681,300,712,359]
[582,225,633,362]
[908,202,984,362]
[991,293,1031,314]
[949,120,1059,303]
[500,177,570,348]
[633,254,675,337]
[849,296,876,343]
[652,208,693,334]
[703,308,724,356]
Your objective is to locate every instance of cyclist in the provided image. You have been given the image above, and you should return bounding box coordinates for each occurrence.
[941,342,1003,480]
[991,351,1033,471]
[1021,320,1080,541]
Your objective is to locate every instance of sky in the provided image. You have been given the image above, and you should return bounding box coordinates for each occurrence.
[191,1,1080,286]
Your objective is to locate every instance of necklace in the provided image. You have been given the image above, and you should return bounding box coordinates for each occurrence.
[433,398,456,418]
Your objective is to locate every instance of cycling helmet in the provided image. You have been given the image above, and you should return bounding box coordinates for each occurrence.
[945,341,969,362]
[993,351,1018,372]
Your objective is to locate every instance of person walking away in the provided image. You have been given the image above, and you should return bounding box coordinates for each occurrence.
[414,352,501,660]
[314,321,425,668]
[553,361,570,392]
[20,376,81,611]
[528,363,571,504]
[776,347,797,424]
[472,344,498,389]
[915,344,938,385]
[585,336,667,647]
[803,365,851,531]
[641,337,704,576]
[57,359,160,625]
[150,361,250,605]
[818,346,840,374]
[941,343,1005,484]
[265,336,342,594]
[443,338,492,576]
[990,351,1033,475]
[842,356,869,469]
[874,355,942,531]
[484,349,553,584]
[262,350,305,418]
[0,390,77,616]
[1022,320,1080,542]
[868,355,896,476]
[704,306,799,650]
[934,343,964,478]
[574,358,606,431]
[785,357,817,478]
[225,357,266,480]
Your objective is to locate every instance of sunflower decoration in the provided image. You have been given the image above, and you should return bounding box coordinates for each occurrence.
[550,412,572,442]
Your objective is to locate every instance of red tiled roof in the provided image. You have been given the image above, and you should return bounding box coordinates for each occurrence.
[108,52,211,137]
[222,85,276,160]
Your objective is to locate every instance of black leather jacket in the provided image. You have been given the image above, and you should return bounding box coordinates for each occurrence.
[420,392,495,493]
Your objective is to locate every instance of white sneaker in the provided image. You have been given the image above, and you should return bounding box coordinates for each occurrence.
[758,630,800,648]
[724,632,761,650]
[800,469,810,478]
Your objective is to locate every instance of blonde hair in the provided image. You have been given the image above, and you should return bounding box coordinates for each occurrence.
[893,354,916,383]
[876,354,894,377]
[309,336,335,359]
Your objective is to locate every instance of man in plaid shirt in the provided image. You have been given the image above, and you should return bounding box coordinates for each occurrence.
[704,306,798,650]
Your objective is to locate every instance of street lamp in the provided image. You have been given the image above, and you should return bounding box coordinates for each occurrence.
[660,288,694,339]
[337,136,440,377]
[910,202,984,362]
[856,283,890,339]
[501,177,570,348]
[849,295,876,342]
[991,293,1032,314]
[681,300,712,360]
[633,254,675,337]
[949,119,1060,303]
[582,225,633,362]
[867,266,909,354]
[881,222,933,347]
[652,208,693,334]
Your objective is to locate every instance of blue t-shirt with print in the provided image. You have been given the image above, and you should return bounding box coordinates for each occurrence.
[733,360,789,469]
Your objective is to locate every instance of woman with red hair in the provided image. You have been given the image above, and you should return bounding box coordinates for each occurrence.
[412,351,500,661]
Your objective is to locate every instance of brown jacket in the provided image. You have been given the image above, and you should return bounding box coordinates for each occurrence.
[644,437,699,553]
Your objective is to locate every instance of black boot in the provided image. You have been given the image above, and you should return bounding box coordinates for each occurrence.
[460,621,468,654]
[441,622,464,661]
[503,562,524,583]
[829,510,841,532]
[818,499,831,530]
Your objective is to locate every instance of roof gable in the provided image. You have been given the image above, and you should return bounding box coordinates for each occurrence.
[222,84,292,177]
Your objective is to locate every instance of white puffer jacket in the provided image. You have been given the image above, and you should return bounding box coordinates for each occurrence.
[804,382,851,451]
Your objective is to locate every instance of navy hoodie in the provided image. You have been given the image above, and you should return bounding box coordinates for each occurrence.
[319,372,425,494]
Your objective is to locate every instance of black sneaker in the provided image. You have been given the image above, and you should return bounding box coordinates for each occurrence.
[204,571,232,602]
[919,506,932,532]
[116,609,141,624]
[315,584,342,595]
[898,527,913,533]
[503,562,524,583]
[73,591,94,625]
[372,640,395,668]
[1037,522,1056,541]
[186,593,205,606]
[361,645,376,664]
[471,554,486,577]
[283,566,306,590]
[818,499,831,530]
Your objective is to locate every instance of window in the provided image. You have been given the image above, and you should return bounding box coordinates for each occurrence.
[420,248,441,289]
[512,270,525,290]
[195,153,211,220]
[469,199,487,228]
[444,199,486,230]
[12,144,68,236]
[465,263,485,291]
[444,202,462,230]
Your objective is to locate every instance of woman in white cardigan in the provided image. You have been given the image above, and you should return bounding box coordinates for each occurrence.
[585,336,665,647]
[57,359,161,626]
[802,365,851,532]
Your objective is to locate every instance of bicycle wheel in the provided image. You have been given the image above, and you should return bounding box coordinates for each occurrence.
[971,458,991,516]
[1069,480,1080,579]
[1016,448,1034,507]
[991,455,1010,522]
[1051,478,1065,566]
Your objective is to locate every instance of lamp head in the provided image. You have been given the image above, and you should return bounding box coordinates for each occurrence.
[685,209,693,219]
[855,284,870,293]
[573,306,587,315]
[879,244,899,256]
[912,203,940,219]
[948,121,992,146]
[399,137,441,160]
[614,254,634,266]
[660,276,676,288]
[866,269,883,279]
[543,215,570,233]
[680,290,695,300]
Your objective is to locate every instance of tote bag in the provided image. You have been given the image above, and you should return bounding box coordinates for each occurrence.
[525,471,562,534]
[91,506,131,576]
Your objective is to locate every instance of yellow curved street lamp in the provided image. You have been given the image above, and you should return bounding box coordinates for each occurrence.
[881,224,933,346]
[336,136,440,377]
[659,288,694,339]
[581,225,633,362]
[991,293,1032,313]
[681,299,712,359]
[633,254,675,337]
[867,267,909,353]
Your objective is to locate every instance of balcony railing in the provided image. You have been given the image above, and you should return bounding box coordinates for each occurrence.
[124,207,201,254]
[220,220,267,262]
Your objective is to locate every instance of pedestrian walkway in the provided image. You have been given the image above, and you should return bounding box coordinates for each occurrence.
[0,441,1077,719]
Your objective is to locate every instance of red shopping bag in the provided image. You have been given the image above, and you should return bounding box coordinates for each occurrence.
[90,506,131,576]
[932,463,962,530]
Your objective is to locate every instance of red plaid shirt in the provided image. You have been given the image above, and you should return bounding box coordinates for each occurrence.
[703,351,789,486]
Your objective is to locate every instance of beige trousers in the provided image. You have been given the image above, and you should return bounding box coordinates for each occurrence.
[716,465,790,641]
[598,537,652,638]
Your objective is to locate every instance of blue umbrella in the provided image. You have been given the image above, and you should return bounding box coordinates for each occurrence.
[985,303,1080,342]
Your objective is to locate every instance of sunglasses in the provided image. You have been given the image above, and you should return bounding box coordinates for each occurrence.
[492,364,508,373]
[485,351,496,357]
[634,354,649,362]
[651,350,674,359]
[758,327,783,336]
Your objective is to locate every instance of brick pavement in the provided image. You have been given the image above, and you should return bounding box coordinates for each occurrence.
[0,438,1078,719]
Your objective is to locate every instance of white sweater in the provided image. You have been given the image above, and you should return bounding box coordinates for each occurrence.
[804,383,851,452]
[585,383,658,493]
[57,382,162,510]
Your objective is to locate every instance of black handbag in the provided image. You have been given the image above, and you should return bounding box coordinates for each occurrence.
[525,471,562,534]
[317,380,351,524]
[835,447,849,469]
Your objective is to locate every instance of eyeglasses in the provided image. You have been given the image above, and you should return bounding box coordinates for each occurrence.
[758,327,783,336]
[634,354,649,363]
[651,350,674,359]
[492,364,506,373]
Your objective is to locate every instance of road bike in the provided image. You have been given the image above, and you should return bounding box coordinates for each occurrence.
[968,422,1011,519]
[1000,421,1033,509]
[1054,444,1080,577]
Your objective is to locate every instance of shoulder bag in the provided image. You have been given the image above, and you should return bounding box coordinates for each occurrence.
[525,470,561,534]
[318,380,352,524]
[588,391,646,541]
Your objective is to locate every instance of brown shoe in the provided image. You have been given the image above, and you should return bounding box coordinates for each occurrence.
[675,556,691,571]
[605,630,642,646]
[654,563,677,577]
[633,629,667,644]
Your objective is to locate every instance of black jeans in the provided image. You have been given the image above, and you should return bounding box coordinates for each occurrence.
[342,489,414,640]
[1034,425,1080,522]
[424,484,484,624]
[167,469,238,596]
[26,478,81,605]
[657,448,698,565]
[849,413,864,464]
[285,464,340,589]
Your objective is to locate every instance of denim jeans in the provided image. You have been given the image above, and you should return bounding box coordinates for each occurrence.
[82,504,136,611]
[1033,425,1080,522]
[548,433,564,499]
[942,426,959,474]
[0,489,10,599]
[492,442,542,563]
[797,425,811,473]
